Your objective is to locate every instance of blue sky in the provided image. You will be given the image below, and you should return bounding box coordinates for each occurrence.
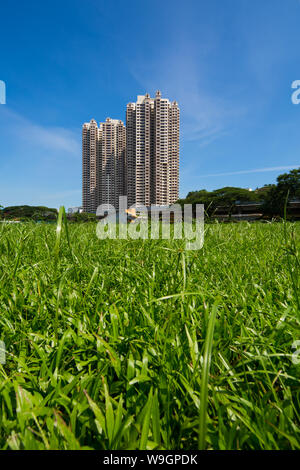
[1,0,300,208]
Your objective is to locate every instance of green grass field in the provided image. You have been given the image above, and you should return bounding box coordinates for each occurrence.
[0,219,299,450]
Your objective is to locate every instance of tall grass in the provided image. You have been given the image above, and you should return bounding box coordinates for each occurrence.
[0,219,299,449]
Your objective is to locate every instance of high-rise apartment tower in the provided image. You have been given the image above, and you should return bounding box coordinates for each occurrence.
[82,119,100,213]
[82,118,126,212]
[82,91,179,212]
[126,90,180,207]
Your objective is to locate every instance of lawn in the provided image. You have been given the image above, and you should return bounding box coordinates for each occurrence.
[0,219,299,449]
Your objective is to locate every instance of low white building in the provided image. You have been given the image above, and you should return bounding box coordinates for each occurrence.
[68,206,83,214]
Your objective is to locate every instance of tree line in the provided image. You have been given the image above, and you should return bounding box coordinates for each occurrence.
[1,168,300,221]
[177,168,300,218]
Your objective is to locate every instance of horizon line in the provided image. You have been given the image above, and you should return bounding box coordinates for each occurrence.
[200,165,299,178]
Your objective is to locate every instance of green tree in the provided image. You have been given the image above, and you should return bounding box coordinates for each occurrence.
[213,187,259,218]
[263,168,300,216]
[2,205,58,221]
[178,187,258,218]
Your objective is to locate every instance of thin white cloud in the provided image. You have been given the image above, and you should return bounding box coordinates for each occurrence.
[0,107,80,155]
[128,38,245,146]
[45,189,82,200]
[0,186,82,209]
[201,165,299,178]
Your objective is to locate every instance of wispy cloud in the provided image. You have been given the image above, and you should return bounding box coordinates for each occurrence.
[0,107,80,156]
[37,189,82,200]
[129,38,245,147]
[201,165,299,178]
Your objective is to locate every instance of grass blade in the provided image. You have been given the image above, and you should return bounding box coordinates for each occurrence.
[198,302,219,450]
